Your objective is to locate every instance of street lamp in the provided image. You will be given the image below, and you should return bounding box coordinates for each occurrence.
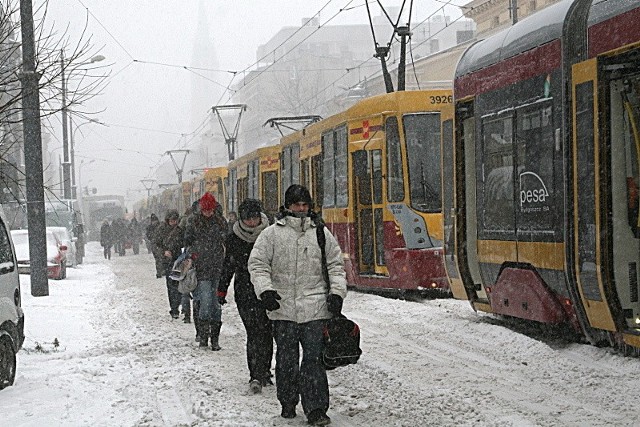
[61,51,105,200]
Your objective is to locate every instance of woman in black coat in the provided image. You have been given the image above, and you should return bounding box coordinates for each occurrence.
[218,199,272,393]
[100,220,112,260]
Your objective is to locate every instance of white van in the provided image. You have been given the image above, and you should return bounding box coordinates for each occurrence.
[0,210,25,389]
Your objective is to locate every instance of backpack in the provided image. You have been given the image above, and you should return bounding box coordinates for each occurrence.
[322,314,362,370]
[316,223,362,370]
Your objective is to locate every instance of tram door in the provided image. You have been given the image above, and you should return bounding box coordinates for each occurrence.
[571,59,616,331]
[352,147,386,276]
[609,63,640,333]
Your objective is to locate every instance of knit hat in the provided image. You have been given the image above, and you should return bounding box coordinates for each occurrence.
[199,192,217,211]
[238,198,263,220]
[284,184,312,209]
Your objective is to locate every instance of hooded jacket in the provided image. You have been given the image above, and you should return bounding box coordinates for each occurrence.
[248,214,347,323]
[153,211,184,265]
[184,211,228,280]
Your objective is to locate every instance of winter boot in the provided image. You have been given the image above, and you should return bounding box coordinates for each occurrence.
[307,409,331,426]
[249,379,262,394]
[198,320,210,348]
[210,321,222,351]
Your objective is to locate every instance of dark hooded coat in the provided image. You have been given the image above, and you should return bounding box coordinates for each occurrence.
[183,212,228,280]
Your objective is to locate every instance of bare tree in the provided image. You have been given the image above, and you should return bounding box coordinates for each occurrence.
[0,0,108,226]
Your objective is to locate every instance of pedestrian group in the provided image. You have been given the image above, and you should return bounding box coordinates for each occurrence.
[131,185,346,426]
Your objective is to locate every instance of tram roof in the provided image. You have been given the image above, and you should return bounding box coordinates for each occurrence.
[455,0,639,79]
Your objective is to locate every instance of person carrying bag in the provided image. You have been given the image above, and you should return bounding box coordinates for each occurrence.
[248,184,347,426]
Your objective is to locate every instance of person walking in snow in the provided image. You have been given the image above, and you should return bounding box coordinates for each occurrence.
[100,219,113,260]
[218,199,273,394]
[248,184,347,426]
[145,214,164,278]
[184,192,228,350]
[128,217,143,255]
[154,209,184,319]
[179,201,199,324]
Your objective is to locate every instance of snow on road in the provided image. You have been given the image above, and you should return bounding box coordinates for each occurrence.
[1,242,639,426]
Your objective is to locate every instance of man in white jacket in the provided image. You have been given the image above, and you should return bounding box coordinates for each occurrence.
[248,184,347,426]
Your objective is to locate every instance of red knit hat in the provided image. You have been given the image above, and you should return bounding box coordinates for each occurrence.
[199,192,217,211]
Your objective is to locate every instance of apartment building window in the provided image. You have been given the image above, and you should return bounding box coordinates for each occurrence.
[529,0,537,13]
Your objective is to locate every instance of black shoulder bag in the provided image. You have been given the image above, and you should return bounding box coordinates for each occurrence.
[317,223,362,370]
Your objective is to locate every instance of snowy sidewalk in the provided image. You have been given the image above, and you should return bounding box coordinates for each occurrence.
[1,242,639,426]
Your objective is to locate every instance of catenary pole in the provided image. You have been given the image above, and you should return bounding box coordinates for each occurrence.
[19,0,49,296]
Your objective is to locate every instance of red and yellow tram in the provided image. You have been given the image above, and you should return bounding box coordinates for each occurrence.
[450,0,640,352]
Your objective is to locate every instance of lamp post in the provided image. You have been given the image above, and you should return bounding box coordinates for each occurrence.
[61,52,105,200]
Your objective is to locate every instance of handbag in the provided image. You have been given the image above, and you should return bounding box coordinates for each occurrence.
[171,256,198,293]
[316,222,362,369]
[177,269,198,293]
[322,314,362,370]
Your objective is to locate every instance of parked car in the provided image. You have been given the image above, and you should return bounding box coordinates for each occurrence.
[10,229,67,280]
[47,226,77,268]
[0,211,25,389]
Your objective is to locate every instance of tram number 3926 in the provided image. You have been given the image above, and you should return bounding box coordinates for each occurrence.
[429,95,453,104]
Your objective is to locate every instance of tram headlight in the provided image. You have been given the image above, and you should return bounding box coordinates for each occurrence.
[635,317,640,325]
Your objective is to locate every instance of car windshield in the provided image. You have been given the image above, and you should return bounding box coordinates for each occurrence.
[46,232,58,247]
[48,227,70,240]
[11,232,29,247]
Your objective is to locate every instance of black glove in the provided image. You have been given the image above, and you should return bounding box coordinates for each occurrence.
[327,294,343,315]
[260,290,281,311]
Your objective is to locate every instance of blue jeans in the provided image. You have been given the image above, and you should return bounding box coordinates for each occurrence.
[273,320,328,416]
[192,277,222,322]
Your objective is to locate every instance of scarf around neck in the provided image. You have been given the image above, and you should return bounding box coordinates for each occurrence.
[233,212,269,243]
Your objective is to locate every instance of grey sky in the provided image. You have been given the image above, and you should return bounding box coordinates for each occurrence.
[39,0,462,204]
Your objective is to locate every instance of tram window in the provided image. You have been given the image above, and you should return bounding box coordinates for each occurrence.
[403,113,442,213]
[282,147,290,199]
[481,115,515,236]
[248,160,259,199]
[312,155,323,210]
[262,171,279,214]
[372,150,383,204]
[215,178,223,209]
[322,132,335,207]
[623,94,640,236]
[228,169,238,213]
[301,158,309,189]
[386,116,405,202]
[516,104,556,235]
[335,126,349,208]
[281,143,300,201]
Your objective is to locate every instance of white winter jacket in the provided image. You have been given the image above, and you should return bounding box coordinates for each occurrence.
[248,214,347,323]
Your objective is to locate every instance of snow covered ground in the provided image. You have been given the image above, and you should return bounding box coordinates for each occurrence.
[1,242,639,426]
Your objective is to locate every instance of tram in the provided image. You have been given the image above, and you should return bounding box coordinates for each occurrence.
[226,146,280,219]
[281,90,453,293]
[450,0,640,352]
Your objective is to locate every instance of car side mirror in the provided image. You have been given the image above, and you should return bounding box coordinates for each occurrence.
[59,245,68,251]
